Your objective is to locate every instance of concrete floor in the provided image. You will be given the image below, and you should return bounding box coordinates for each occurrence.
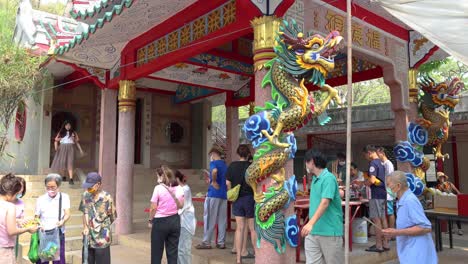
[109,222,468,264]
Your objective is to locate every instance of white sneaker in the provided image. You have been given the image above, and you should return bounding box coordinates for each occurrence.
[458,229,463,236]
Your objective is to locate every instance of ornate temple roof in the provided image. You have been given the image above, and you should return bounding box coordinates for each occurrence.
[70,0,133,22]
[14,0,85,56]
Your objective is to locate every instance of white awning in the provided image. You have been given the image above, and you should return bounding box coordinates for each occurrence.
[374,0,468,65]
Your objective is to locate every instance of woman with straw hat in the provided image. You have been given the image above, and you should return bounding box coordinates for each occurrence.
[436,172,463,235]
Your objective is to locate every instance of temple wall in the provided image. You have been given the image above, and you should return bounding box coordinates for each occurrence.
[150,94,192,169]
[0,92,42,174]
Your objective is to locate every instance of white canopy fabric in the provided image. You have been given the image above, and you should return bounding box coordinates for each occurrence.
[374,0,468,65]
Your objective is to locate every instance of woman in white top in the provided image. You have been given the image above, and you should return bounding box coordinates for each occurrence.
[149,166,184,264]
[51,121,83,185]
[175,170,196,264]
[35,174,71,264]
[0,174,38,264]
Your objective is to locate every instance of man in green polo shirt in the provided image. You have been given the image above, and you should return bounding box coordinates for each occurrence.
[301,149,343,263]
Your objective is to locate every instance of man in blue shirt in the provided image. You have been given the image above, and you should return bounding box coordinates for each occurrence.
[196,145,228,249]
[382,171,437,264]
[363,145,389,253]
[301,149,343,263]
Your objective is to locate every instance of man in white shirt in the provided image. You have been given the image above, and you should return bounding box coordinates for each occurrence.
[377,147,395,229]
[35,173,71,264]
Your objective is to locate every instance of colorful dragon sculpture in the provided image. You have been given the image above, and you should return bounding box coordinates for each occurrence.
[243,19,343,253]
[394,76,463,196]
[418,76,463,160]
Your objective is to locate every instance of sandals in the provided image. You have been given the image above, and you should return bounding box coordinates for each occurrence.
[366,245,390,253]
[216,244,226,249]
[241,252,255,259]
[367,244,390,251]
[365,246,385,253]
[195,243,212,249]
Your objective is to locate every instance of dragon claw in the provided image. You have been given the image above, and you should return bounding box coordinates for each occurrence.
[261,130,290,148]
[255,192,265,203]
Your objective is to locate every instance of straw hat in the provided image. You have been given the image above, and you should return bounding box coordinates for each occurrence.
[437,172,448,179]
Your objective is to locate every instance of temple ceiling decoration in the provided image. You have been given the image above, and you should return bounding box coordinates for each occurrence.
[148,63,251,92]
[135,0,236,68]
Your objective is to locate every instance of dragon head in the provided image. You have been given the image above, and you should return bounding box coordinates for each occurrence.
[420,76,464,110]
[276,20,343,86]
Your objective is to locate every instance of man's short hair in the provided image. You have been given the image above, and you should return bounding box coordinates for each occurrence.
[236,144,251,159]
[377,146,387,155]
[336,152,346,160]
[363,145,377,153]
[304,149,327,169]
[350,162,358,169]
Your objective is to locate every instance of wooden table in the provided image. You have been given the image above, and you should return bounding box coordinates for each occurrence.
[294,196,368,262]
[425,210,468,251]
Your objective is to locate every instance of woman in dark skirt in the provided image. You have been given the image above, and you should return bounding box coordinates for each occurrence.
[51,121,83,185]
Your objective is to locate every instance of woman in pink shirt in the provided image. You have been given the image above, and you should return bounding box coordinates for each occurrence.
[0,174,38,264]
[148,166,184,264]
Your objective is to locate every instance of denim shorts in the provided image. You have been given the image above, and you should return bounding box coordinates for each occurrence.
[232,195,255,218]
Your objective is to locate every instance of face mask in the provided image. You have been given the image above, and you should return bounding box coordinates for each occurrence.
[386,187,396,199]
[16,193,23,199]
[48,190,57,197]
[210,154,214,162]
[338,161,346,166]
[87,188,96,194]
[306,167,311,174]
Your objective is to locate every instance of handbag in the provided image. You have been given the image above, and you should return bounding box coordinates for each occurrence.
[38,193,62,262]
[27,231,40,263]
[227,185,241,202]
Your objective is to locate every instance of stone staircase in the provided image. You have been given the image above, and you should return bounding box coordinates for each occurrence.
[15,168,208,263]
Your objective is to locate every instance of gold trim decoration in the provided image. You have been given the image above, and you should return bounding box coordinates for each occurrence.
[251,16,281,71]
[251,16,281,52]
[408,68,419,103]
[118,80,136,112]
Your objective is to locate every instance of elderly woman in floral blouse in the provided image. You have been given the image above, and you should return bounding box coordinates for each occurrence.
[79,172,117,264]
[436,172,463,235]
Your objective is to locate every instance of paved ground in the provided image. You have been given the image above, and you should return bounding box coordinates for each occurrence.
[109,222,468,264]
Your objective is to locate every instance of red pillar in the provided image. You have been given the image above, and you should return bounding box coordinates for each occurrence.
[115,80,136,235]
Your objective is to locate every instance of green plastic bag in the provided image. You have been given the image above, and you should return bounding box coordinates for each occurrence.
[28,231,40,263]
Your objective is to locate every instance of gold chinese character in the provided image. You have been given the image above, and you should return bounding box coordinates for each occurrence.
[325,10,344,32]
[366,29,381,49]
[352,24,363,46]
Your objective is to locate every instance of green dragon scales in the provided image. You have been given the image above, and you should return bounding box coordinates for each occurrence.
[243,19,343,253]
